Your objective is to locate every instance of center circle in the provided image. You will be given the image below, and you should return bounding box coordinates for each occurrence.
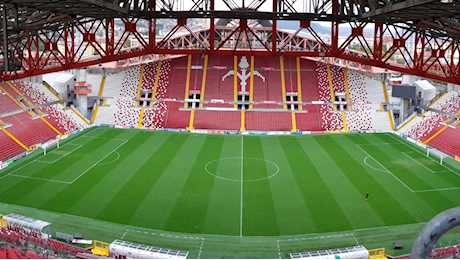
[205,157,279,182]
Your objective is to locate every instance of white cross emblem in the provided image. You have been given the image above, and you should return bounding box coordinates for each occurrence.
[222,56,265,92]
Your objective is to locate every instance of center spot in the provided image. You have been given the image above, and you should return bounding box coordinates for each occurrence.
[205,157,279,182]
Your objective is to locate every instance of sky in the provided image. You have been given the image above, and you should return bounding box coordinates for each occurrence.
[170,0,355,29]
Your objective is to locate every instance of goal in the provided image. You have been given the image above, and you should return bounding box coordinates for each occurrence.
[426,147,448,165]
[42,138,60,155]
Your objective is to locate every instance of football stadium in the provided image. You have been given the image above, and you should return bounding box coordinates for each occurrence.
[2,0,460,259]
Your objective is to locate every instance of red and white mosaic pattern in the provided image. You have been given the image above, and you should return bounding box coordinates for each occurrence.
[403,91,460,140]
[345,70,372,131]
[13,80,82,132]
[141,61,172,129]
[329,65,346,94]
[316,63,343,131]
[12,80,58,104]
[114,65,142,126]
[430,91,460,113]
[404,112,445,140]
[42,104,82,132]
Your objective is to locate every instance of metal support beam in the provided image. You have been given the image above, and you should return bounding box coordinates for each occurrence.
[78,0,128,13]
[2,3,9,72]
[1,9,460,85]
[362,0,439,19]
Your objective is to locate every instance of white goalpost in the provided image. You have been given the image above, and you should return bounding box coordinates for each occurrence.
[42,138,60,155]
[426,147,447,165]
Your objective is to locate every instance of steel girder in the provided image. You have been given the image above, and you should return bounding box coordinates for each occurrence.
[3,0,460,42]
[1,17,460,84]
[360,0,460,41]
[1,0,460,84]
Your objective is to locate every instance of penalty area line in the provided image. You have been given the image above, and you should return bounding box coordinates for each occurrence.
[7,174,71,184]
[387,134,460,177]
[69,140,128,184]
[356,144,414,192]
[358,142,460,193]
[36,144,83,164]
[402,152,436,173]
[0,127,96,181]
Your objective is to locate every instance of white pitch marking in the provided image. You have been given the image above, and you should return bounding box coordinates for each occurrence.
[276,240,282,259]
[365,135,460,192]
[357,143,400,146]
[363,156,389,173]
[204,157,279,182]
[69,140,128,184]
[8,174,71,184]
[387,133,460,177]
[413,187,460,192]
[97,151,121,166]
[356,144,414,192]
[0,201,429,240]
[402,152,436,173]
[0,127,96,181]
[402,152,454,174]
[35,144,83,164]
[240,136,243,237]
[352,233,359,245]
[121,229,129,239]
[84,136,127,141]
[197,238,205,259]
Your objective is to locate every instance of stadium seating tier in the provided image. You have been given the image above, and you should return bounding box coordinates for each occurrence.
[94,56,394,133]
[0,80,86,161]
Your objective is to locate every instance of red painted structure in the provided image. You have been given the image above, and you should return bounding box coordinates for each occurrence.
[74,82,92,95]
[1,15,460,84]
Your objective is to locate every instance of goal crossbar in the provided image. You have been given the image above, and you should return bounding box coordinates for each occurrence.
[42,139,60,155]
[426,148,447,165]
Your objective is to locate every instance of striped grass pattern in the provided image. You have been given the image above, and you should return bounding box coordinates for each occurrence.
[1,127,460,258]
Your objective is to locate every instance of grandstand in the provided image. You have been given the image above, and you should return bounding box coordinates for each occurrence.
[3,0,460,258]
[0,80,87,162]
[398,90,460,158]
[2,50,460,258]
[2,53,460,258]
[92,56,393,133]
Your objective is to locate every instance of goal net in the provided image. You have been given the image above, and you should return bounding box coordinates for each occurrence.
[42,138,60,155]
[426,147,448,165]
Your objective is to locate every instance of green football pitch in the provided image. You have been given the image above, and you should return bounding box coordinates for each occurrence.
[1,127,460,258]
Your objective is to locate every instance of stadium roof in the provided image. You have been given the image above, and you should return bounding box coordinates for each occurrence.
[2,0,460,41]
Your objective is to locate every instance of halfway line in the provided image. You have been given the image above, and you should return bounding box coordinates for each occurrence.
[240,136,243,237]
